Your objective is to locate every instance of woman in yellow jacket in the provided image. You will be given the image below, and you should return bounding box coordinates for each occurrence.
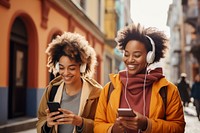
[94,23,185,133]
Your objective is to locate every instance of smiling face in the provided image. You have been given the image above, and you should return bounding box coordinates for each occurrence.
[123,40,148,75]
[58,56,81,85]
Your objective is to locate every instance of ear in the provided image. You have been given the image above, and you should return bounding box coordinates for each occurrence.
[80,63,86,73]
[55,62,59,72]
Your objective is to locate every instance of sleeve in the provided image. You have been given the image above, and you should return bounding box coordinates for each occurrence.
[36,86,53,133]
[94,83,114,133]
[41,122,52,133]
[149,85,185,133]
[79,118,94,133]
[80,87,102,133]
[76,118,84,133]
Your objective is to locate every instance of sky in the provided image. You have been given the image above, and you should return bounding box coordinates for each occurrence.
[131,0,173,37]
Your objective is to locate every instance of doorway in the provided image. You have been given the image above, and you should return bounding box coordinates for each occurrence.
[8,17,28,118]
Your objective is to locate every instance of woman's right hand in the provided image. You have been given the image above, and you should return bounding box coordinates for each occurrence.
[112,118,126,133]
[116,111,147,131]
[45,108,61,127]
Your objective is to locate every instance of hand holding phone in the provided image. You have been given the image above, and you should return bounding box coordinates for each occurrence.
[117,108,136,117]
[47,101,63,121]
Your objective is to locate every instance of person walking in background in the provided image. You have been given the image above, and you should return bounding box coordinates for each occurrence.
[177,73,191,107]
[36,32,102,133]
[191,74,200,121]
[94,23,185,133]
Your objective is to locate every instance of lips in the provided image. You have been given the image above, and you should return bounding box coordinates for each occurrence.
[127,64,136,70]
[63,75,73,81]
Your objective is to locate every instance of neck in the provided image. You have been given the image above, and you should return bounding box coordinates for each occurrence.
[65,78,82,96]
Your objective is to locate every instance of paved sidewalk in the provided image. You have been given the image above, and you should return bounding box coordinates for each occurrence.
[184,103,200,133]
[15,128,37,133]
[0,117,37,133]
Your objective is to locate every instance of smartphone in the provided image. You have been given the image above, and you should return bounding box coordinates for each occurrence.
[47,102,62,122]
[47,101,61,112]
[117,108,136,117]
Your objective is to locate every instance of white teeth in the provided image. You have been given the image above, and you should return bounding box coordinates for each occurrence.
[64,76,71,80]
[128,65,136,69]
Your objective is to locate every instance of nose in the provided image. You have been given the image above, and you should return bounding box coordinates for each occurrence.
[127,56,135,63]
[60,68,69,76]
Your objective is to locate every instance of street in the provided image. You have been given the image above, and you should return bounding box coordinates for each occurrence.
[17,103,200,133]
[184,103,200,133]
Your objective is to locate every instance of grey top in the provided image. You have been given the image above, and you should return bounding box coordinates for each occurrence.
[58,88,82,133]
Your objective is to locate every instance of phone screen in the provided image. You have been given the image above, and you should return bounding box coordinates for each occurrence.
[117,108,136,117]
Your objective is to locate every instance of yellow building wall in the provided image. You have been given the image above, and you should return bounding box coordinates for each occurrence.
[104,0,117,39]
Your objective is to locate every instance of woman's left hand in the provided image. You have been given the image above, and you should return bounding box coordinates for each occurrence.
[56,108,83,127]
[117,111,147,131]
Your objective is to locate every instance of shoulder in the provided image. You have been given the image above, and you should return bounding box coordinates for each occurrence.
[82,77,102,98]
[83,76,103,90]
[153,77,178,93]
[109,73,121,88]
[49,75,63,86]
[46,76,63,92]
[162,79,180,98]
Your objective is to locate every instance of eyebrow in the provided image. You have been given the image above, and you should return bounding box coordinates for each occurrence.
[59,64,78,67]
[124,50,142,53]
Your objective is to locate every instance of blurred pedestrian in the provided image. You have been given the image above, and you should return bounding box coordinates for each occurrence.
[191,74,200,121]
[177,73,191,107]
[36,32,102,133]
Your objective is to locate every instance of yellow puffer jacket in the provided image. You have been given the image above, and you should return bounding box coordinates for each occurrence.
[94,73,185,133]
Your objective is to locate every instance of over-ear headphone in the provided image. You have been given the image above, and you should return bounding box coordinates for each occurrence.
[80,63,86,73]
[145,35,155,64]
[55,62,59,72]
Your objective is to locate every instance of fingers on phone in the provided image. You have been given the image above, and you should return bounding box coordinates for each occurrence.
[52,112,63,122]
[58,108,72,114]
[49,111,60,117]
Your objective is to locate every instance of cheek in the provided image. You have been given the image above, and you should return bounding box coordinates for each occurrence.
[58,69,64,74]
[122,56,147,64]
[122,57,126,62]
[122,56,130,63]
[72,69,81,76]
[139,56,147,63]
[139,57,147,67]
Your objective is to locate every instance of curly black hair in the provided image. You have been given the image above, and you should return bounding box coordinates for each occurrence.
[115,23,168,63]
[46,32,97,77]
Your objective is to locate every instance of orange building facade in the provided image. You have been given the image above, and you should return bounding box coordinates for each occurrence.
[0,0,104,123]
